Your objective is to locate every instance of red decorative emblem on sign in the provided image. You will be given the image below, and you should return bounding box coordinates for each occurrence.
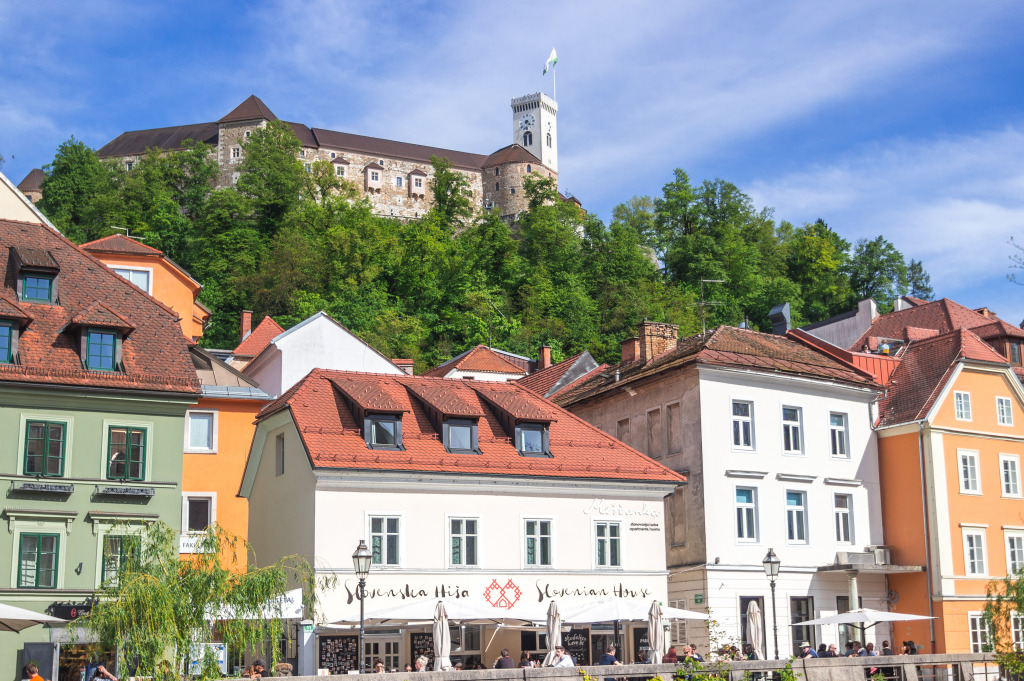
[483,579,521,609]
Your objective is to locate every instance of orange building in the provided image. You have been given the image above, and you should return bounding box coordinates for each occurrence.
[83,235,269,566]
[875,328,1024,653]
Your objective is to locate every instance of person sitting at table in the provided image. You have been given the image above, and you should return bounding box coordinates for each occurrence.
[599,645,621,666]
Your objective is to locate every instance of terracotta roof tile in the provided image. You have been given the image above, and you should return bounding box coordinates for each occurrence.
[330,376,409,413]
[852,298,1024,352]
[259,369,683,484]
[97,123,220,159]
[517,353,584,396]
[423,345,528,377]
[481,144,544,168]
[472,382,559,421]
[312,128,487,172]
[232,315,284,357]
[68,301,136,333]
[82,234,164,256]
[17,169,45,193]
[218,95,278,124]
[0,218,199,393]
[0,293,33,326]
[403,381,485,418]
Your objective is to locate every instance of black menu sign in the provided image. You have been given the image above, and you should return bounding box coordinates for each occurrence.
[410,632,435,668]
[563,628,590,666]
[318,635,359,674]
[633,627,650,662]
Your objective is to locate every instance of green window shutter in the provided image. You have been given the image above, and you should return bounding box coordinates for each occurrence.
[107,426,146,481]
[24,421,66,477]
[19,533,59,588]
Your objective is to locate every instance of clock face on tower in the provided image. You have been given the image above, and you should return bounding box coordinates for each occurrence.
[519,113,536,131]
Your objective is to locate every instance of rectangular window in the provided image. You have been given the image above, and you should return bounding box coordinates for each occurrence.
[101,534,140,586]
[736,487,758,542]
[24,420,66,477]
[964,529,987,576]
[786,490,807,543]
[366,415,401,449]
[782,407,803,453]
[616,418,630,444]
[998,397,1014,426]
[667,403,682,453]
[370,516,400,565]
[184,496,212,533]
[525,519,552,566]
[304,163,312,172]
[275,434,285,476]
[732,401,753,449]
[414,178,423,188]
[107,426,146,481]
[18,533,59,588]
[450,518,478,567]
[231,147,240,159]
[112,267,151,294]
[1006,532,1024,574]
[1002,455,1021,497]
[1013,614,1024,651]
[960,450,981,493]
[336,166,345,177]
[834,494,854,544]
[1012,342,1021,365]
[186,412,215,452]
[955,391,972,421]
[0,322,12,363]
[86,329,117,371]
[969,613,990,653]
[646,408,662,458]
[444,419,477,454]
[830,413,849,457]
[395,176,403,188]
[370,171,379,181]
[22,275,53,303]
[516,424,547,456]
[790,597,815,657]
[595,522,621,567]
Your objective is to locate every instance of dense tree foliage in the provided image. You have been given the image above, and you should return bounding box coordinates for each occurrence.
[35,129,932,367]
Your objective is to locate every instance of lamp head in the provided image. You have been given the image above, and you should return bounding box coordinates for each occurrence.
[352,539,372,578]
[762,548,780,579]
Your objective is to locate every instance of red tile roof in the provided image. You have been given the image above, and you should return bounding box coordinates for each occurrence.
[17,168,45,193]
[258,369,684,483]
[557,325,878,407]
[232,315,284,357]
[877,328,1010,427]
[0,218,199,393]
[851,298,1024,351]
[0,293,33,326]
[404,381,486,418]
[423,345,528,377]
[517,353,584,396]
[97,122,220,159]
[218,95,278,124]
[82,234,164,257]
[481,144,544,168]
[68,301,136,333]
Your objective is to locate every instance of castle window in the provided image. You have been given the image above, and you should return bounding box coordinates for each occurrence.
[379,159,385,166]
[395,176,403,188]
[495,168,500,176]
[330,152,336,159]
[304,163,312,173]
[414,178,423,188]
[371,171,380,182]
[495,182,499,191]
[547,133,552,148]
[299,150,305,158]
[336,166,345,177]
[124,162,133,172]
[523,131,533,146]
[231,147,240,159]
[244,130,251,138]
[510,188,516,195]
[526,165,531,173]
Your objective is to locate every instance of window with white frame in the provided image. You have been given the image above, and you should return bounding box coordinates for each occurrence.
[111,267,152,294]
[450,518,478,567]
[736,487,758,541]
[370,171,379,182]
[595,521,621,567]
[18,532,59,588]
[955,391,972,421]
[395,176,403,188]
[304,163,312,172]
[183,495,213,533]
[782,407,803,454]
[525,519,552,566]
[370,516,400,566]
[964,528,987,575]
[959,450,981,493]
[830,413,849,458]
[732,401,753,449]
[185,411,216,453]
[101,533,140,587]
[786,491,807,543]
[335,166,345,177]
[1006,532,1024,574]
[998,397,1014,426]
[834,494,854,544]
[1013,613,1024,651]
[969,613,990,653]
[414,177,423,189]
[1001,455,1021,497]
[232,147,241,159]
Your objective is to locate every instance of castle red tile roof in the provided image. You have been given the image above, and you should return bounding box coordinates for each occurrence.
[312,128,487,172]
[556,325,878,407]
[218,95,278,124]
[258,369,684,483]
[0,218,199,394]
[423,345,528,378]
[877,328,1011,427]
[17,168,45,193]
[97,123,220,159]
[851,298,1024,351]
[82,233,164,256]
[481,144,544,168]
[232,315,284,357]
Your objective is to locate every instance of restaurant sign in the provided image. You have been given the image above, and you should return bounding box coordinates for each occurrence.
[343,577,653,605]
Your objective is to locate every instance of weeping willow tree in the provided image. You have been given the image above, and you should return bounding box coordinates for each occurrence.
[983,569,1024,675]
[73,522,333,679]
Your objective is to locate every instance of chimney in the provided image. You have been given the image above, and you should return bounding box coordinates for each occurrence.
[768,303,791,335]
[621,337,640,363]
[240,310,253,341]
[538,344,552,370]
[393,359,415,376]
[638,319,679,363]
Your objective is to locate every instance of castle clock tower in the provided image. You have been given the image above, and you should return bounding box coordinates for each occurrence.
[511,92,557,172]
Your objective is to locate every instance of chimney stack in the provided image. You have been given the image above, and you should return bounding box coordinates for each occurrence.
[241,310,253,341]
[393,359,415,376]
[621,337,640,363]
[638,319,679,363]
[768,303,791,335]
[538,345,552,370]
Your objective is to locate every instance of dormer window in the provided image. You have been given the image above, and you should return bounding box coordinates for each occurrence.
[11,247,60,304]
[516,423,550,457]
[22,275,53,303]
[444,419,479,454]
[365,414,403,450]
[86,328,118,371]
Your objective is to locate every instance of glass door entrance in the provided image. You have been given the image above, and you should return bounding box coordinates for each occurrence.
[364,638,401,672]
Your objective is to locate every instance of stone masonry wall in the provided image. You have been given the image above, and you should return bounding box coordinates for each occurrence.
[485,163,558,217]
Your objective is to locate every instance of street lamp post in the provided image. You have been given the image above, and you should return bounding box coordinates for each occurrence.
[762,548,781,660]
[352,540,372,674]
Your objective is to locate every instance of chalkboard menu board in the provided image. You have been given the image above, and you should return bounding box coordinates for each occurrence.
[633,627,650,663]
[563,628,590,666]
[410,632,434,668]
[318,634,359,674]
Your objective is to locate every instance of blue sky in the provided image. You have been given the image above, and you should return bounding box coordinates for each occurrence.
[2,1,1023,323]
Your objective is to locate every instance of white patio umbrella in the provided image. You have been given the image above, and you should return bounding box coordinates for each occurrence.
[745,601,764,659]
[647,601,665,665]
[542,600,561,667]
[794,608,934,629]
[332,598,546,626]
[0,603,65,633]
[562,597,709,624]
[433,601,452,671]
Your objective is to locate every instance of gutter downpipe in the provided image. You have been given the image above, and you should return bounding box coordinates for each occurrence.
[917,421,936,652]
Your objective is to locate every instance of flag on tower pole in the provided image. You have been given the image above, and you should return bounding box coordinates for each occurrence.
[542,48,558,75]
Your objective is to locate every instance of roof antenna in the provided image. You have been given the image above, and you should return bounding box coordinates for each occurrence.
[110,226,147,241]
[696,279,725,335]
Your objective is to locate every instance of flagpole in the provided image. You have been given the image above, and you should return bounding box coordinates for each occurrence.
[553,64,556,101]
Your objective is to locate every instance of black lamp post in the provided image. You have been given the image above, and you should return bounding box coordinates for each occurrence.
[762,548,781,660]
[352,540,372,673]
